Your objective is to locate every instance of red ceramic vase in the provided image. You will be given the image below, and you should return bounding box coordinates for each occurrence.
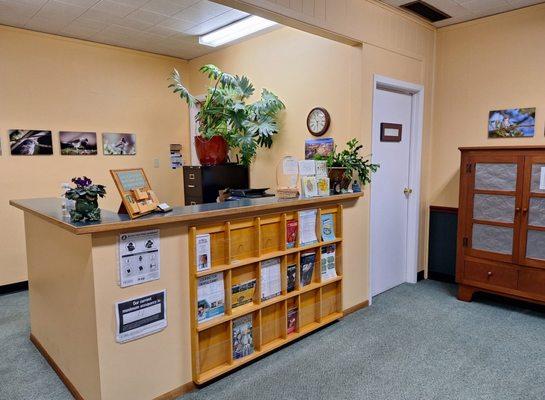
[194,135,228,166]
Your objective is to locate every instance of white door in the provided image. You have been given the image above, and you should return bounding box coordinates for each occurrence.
[370,88,413,296]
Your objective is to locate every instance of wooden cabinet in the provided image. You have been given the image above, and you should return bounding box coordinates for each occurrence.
[183,164,249,205]
[457,146,545,304]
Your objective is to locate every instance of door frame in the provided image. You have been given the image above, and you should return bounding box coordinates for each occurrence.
[369,75,425,302]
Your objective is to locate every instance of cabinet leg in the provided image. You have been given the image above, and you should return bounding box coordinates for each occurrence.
[457,285,475,302]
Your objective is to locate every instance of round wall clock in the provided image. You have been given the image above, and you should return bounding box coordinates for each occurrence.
[307,107,331,136]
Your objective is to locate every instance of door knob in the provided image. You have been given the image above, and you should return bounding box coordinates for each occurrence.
[404,188,413,196]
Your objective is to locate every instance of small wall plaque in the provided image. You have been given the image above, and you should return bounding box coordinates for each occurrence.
[380,123,402,142]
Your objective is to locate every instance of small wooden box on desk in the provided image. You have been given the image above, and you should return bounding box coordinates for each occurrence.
[188,204,344,384]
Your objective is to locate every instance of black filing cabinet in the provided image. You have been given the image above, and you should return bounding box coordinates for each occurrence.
[183,164,249,205]
[428,206,458,282]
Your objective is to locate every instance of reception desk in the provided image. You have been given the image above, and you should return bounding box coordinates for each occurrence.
[10,193,361,400]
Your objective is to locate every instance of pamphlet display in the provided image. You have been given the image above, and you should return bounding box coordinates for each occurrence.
[110,168,161,219]
[301,176,318,197]
[233,314,254,360]
[115,290,167,343]
[232,279,256,309]
[286,220,297,249]
[260,258,282,301]
[298,209,318,246]
[321,245,337,281]
[197,273,225,323]
[300,252,316,286]
[299,160,330,198]
[196,234,211,272]
[287,264,296,292]
[118,229,160,288]
[321,214,336,242]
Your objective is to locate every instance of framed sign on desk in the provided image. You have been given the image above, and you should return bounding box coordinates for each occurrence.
[110,168,159,219]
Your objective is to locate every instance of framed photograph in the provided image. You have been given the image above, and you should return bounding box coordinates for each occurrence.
[9,130,53,155]
[380,123,402,142]
[103,133,136,155]
[60,131,97,155]
[305,137,334,160]
[488,108,535,138]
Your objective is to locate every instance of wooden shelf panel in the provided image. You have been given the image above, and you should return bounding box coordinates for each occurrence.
[191,204,345,384]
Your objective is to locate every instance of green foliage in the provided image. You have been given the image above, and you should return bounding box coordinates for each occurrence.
[315,139,379,185]
[169,65,285,167]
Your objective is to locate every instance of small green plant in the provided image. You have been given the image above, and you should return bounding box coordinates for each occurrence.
[65,177,106,222]
[316,139,379,185]
[169,64,285,166]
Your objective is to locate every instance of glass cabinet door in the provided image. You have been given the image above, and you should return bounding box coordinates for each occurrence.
[464,156,524,263]
[520,157,545,268]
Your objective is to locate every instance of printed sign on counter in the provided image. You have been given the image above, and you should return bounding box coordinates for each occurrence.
[118,229,160,288]
[115,290,167,343]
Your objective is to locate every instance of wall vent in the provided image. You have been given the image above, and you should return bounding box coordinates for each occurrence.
[400,1,451,22]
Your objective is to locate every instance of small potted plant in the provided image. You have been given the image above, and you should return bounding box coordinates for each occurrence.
[169,64,285,166]
[316,139,379,193]
[65,177,106,222]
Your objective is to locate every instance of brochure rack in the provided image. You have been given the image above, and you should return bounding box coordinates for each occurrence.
[189,204,344,384]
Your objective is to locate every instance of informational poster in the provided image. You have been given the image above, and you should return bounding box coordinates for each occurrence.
[119,230,160,288]
[170,144,183,169]
[115,290,167,343]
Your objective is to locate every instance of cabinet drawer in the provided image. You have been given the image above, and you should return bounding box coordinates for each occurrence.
[185,195,203,206]
[183,167,202,184]
[463,261,518,290]
[184,181,202,197]
[518,269,545,297]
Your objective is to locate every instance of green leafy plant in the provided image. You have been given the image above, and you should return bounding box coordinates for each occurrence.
[316,139,379,185]
[169,64,285,166]
[65,177,106,222]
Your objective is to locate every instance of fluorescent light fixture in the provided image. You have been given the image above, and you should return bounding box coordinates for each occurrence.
[199,16,277,47]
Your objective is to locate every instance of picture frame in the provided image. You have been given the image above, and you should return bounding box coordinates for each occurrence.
[380,123,402,142]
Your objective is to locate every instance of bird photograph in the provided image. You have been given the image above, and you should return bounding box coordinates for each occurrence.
[9,130,53,155]
[59,131,98,155]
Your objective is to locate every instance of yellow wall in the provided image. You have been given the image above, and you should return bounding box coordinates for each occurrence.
[0,25,190,286]
[432,4,545,207]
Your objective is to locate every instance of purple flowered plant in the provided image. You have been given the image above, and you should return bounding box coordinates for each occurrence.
[72,176,93,187]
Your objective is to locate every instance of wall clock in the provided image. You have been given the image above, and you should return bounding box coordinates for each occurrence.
[307,107,331,136]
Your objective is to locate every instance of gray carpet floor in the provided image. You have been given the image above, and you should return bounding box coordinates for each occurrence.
[2,280,545,400]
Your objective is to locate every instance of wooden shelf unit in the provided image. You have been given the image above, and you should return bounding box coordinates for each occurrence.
[189,204,344,384]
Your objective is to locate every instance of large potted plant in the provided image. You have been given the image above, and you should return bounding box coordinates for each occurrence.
[317,139,379,193]
[169,64,285,166]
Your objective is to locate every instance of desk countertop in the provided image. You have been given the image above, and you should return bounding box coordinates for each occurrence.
[10,193,362,235]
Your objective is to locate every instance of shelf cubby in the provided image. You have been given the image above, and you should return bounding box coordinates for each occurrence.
[189,203,345,384]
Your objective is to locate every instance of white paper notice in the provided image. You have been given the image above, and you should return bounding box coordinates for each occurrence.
[298,160,316,176]
[283,157,299,175]
[115,290,167,343]
[298,209,318,246]
[540,167,545,190]
[261,258,282,301]
[119,230,160,288]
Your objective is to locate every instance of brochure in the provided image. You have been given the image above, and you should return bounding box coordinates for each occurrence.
[286,219,298,249]
[301,176,318,198]
[197,273,225,323]
[195,233,211,272]
[298,209,318,246]
[317,177,330,197]
[321,213,336,242]
[261,258,282,301]
[233,314,254,360]
[287,307,298,334]
[321,245,337,281]
[287,264,297,293]
[231,279,256,309]
[300,252,316,287]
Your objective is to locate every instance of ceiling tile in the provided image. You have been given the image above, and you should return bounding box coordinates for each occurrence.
[141,0,190,16]
[79,7,123,22]
[126,8,165,23]
[173,0,231,23]
[145,23,178,36]
[158,16,194,31]
[183,8,248,35]
[57,0,100,8]
[34,0,88,21]
[114,15,153,29]
[25,16,71,31]
[90,0,138,17]
[0,0,43,17]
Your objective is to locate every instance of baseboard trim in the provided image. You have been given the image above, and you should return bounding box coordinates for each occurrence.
[30,333,84,400]
[153,382,196,400]
[0,280,28,295]
[343,300,369,316]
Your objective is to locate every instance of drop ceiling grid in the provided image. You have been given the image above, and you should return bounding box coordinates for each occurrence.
[382,0,545,27]
[0,0,249,59]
